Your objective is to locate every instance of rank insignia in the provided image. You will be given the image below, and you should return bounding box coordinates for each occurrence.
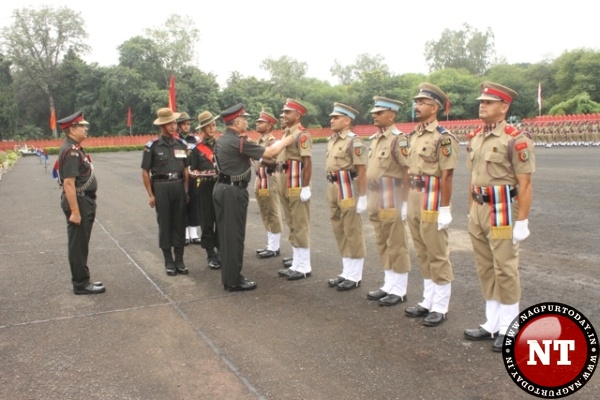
[515,142,528,151]
[440,138,451,147]
[519,150,529,162]
[300,135,308,149]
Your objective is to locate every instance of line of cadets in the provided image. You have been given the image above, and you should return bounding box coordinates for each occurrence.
[141,80,535,353]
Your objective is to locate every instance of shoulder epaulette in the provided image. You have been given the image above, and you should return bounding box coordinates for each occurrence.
[467,127,482,140]
[436,125,449,134]
[176,137,188,146]
[347,132,356,137]
[145,139,158,148]
[368,133,377,141]
[504,125,520,137]
[391,127,402,136]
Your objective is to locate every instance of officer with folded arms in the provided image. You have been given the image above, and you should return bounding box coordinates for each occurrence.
[141,108,190,276]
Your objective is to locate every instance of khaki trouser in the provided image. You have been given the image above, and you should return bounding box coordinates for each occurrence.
[277,172,310,248]
[327,182,365,258]
[367,185,410,273]
[407,189,454,284]
[468,200,521,304]
[256,174,282,234]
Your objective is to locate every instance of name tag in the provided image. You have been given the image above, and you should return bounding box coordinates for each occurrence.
[174,149,187,158]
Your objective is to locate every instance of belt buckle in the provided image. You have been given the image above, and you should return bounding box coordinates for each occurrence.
[472,192,484,204]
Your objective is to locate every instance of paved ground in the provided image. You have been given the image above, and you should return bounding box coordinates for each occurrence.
[1,145,599,400]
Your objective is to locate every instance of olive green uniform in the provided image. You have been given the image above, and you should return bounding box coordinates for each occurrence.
[58,137,98,289]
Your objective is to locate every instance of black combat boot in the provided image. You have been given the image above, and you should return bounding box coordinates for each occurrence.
[174,247,188,274]
[162,248,177,276]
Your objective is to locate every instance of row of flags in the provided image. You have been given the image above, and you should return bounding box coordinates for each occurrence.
[50,77,543,129]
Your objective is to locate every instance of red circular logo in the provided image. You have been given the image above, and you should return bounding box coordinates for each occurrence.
[502,303,597,398]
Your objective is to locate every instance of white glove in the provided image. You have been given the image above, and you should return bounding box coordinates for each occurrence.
[401,202,408,221]
[356,195,367,214]
[300,186,311,202]
[437,206,452,230]
[512,219,530,245]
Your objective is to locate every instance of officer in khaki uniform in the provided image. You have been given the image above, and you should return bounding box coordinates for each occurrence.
[325,103,367,291]
[464,82,535,352]
[365,96,411,306]
[276,99,313,281]
[404,83,458,326]
[253,111,284,259]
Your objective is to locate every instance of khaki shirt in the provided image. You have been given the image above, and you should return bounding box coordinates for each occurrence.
[257,133,277,148]
[325,130,367,173]
[407,120,458,177]
[366,125,408,181]
[278,123,312,162]
[467,121,535,187]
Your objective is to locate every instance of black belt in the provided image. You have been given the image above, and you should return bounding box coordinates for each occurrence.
[76,191,96,199]
[152,172,182,180]
[218,175,249,188]
[409,175,426,190]
[472,187,518,204]
[326,170,357,183]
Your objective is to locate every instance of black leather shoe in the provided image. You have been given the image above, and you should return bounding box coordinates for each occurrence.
[256,247,268,254]
[175,263,189,275]
[405,305,430,317]
[378,294,406,306]
[191,238,202,245]
[287,271,311,280]
[73,283,106,295]
[92,281,104,287]
[423,311,446,327]
[258,249,280,258]
[282,260,293,268]
[278,268,292,277]
[282,256,293,264]
[224,279,257,292]
[337,280,360,291]
[492,334,505,352]
[328,276,345,287]
[208,256,221,270]
[464,327,497,341]
[166,262,177,276]
[367,289,388,300]
[184,238,190,246]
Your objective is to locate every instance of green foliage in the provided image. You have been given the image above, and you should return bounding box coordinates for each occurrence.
[424,23,497,76]
[548,92,600,115]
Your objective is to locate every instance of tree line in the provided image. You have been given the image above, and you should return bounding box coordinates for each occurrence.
[1,7,600,140]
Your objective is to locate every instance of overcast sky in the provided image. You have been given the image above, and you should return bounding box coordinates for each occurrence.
[2,1,598,86]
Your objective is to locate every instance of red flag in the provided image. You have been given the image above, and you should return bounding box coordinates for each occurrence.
[127,106,132,128]
[537,82,542,116]
[168,75,176,111]
[49,108,56,130]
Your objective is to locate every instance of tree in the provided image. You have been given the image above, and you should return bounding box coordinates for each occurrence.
[424,23,497,76]
[260,56,308,99]
[144,15,200,87]
[553,49,600,104]
[1,6,90,138]
[330,53,390,85]
[548,92,600,115]
[0,54,17,140]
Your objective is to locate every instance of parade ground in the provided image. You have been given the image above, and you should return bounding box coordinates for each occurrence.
[1,144,599,399]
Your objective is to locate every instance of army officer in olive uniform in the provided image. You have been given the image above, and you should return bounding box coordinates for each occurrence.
[141,108,190,276]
